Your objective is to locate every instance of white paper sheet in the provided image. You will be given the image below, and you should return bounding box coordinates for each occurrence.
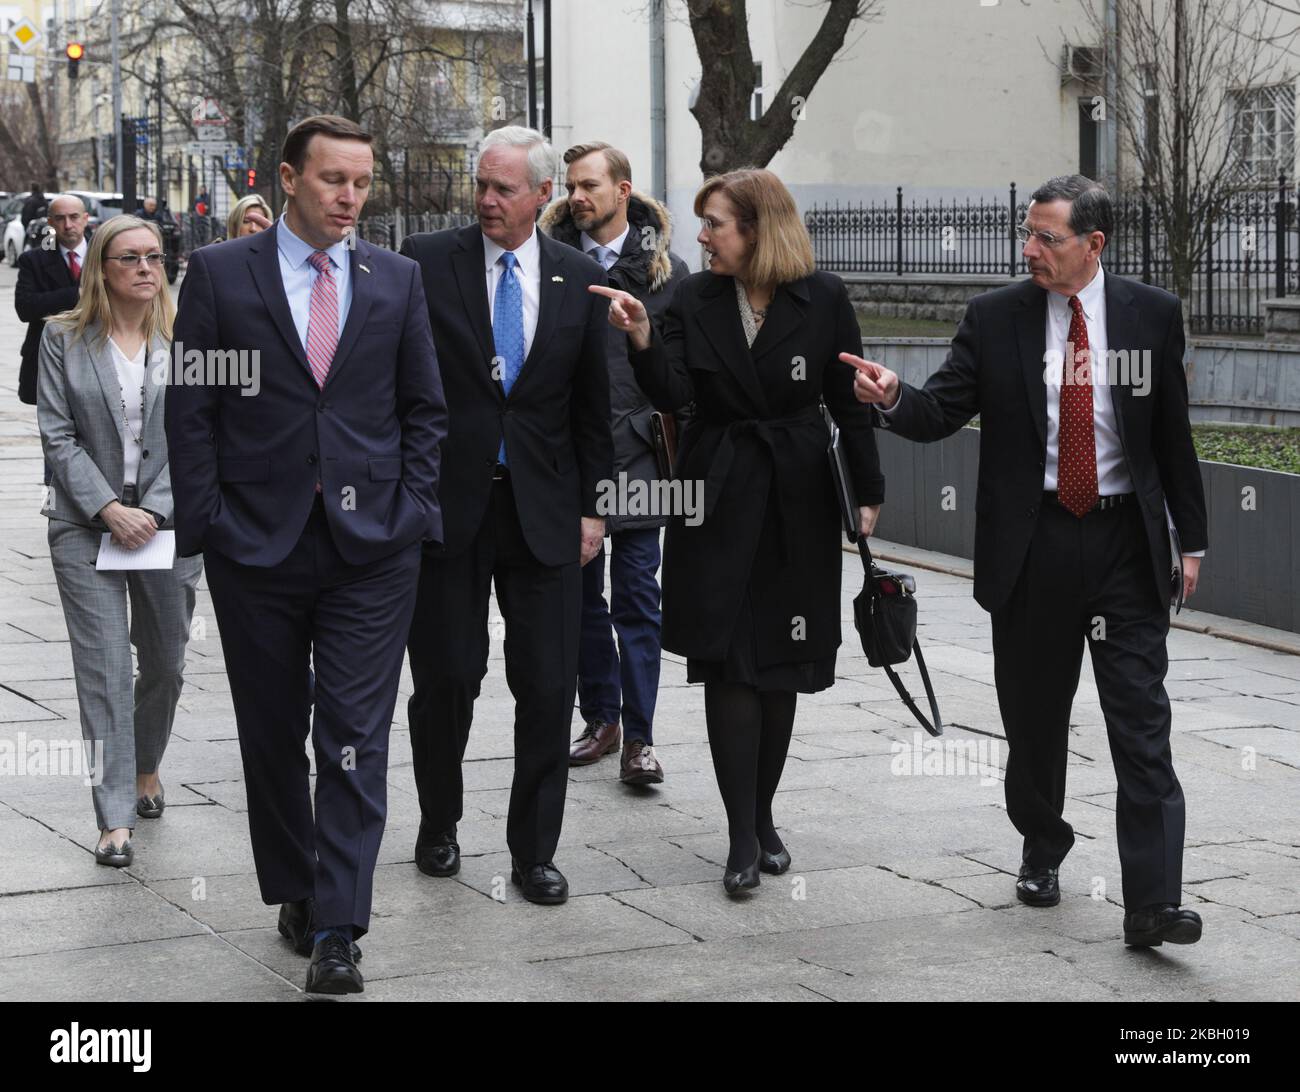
[95,530,177,571]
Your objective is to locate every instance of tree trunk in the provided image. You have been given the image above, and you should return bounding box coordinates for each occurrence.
[687,0,868,177]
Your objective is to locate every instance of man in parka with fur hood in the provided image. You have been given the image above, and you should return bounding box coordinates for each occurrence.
[540,142,689,785]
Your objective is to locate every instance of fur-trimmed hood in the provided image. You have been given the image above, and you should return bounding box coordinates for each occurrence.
[538,190,677,294]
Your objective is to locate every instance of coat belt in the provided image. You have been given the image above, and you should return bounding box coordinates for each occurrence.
[702,403,824,564]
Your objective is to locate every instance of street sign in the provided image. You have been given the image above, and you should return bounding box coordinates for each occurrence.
[5,54,35,83]
[185,140,238,156]
[8,18,41,54]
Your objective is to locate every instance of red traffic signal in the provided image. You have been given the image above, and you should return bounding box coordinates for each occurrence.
[66,42,83,79]
[246,168,256,190]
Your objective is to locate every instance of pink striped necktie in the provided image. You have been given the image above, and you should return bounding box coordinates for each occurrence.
[305,250,338,388]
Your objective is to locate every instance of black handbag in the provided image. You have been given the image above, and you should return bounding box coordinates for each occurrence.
[852,538,942,736]
[822,403,943,736]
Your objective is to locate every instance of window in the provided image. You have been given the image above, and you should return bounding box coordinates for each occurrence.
[1228,83,1296,184]
[1079,98,1100,179]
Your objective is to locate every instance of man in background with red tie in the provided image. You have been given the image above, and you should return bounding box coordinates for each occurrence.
[166,115,446,993]
[844,175,1208,949]
[16,194,87,406]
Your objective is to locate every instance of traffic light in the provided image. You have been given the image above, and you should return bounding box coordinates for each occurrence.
[246,168,256,191]
[66,42,83,79]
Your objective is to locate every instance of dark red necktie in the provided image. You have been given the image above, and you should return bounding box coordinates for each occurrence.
[67,251,80,282]
[1057,295,1099,517]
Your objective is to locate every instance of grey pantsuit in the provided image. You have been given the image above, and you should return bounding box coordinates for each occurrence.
[37,319,202,832]
[47,519,202,830]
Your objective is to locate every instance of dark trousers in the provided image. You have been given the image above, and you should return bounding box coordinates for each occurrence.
[203,499,420,938]
[406,476,581,864]
[577,527,663,744]
[991,497,1184,910]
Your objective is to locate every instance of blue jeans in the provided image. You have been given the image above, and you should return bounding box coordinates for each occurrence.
[577,528,662,745]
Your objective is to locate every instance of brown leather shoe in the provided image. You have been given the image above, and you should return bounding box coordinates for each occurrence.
[620,740,664,785]
[570,720,620,766]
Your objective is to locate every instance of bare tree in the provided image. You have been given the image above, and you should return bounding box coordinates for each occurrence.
[685,0,879,176]
[118,0,524,214]
[1077,0,1295,310]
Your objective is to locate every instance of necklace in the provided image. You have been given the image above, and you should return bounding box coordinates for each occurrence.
[112,338,146,446]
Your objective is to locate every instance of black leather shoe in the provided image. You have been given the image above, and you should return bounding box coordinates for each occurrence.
[278,899,361,962]
[1123,904,1203,947]
[723,857,761,895]
[1015,864,1060,907]
[415,822,460,877]
[510,859,569,904]
[279,898,316,955]
[305,933,364,994]
[759,848,791,875]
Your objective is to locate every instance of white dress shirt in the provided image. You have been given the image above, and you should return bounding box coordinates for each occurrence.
[580,223,630,269]
[1043,263,1133,495]
[108,337,146,487]
[483,227,541,359]
[59,237,88,275]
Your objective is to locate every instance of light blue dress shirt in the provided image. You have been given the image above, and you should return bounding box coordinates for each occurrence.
[276,213,352,349]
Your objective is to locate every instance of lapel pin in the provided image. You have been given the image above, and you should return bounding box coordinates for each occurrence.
[551,274,564,283]
[359,263,371,273]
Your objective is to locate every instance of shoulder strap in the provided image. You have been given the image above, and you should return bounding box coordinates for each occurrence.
[882,643,943,737]
[858,538,943,736]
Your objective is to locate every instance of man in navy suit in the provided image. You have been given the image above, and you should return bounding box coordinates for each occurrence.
[399,126,613,904]
[165,115,447,993]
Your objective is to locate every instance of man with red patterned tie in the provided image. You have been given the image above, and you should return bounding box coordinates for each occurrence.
[16,194,87,406]
[844,176,1207,949]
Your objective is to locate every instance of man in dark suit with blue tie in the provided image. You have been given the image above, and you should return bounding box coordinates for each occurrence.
[165,115,447,993]
[400,126,613,904]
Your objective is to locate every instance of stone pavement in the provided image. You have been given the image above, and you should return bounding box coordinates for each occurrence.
[0,262,1298,1002]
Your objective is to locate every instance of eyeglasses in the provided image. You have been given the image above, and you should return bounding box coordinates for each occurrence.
[104,252,165,267]
[699,216,743,232]
[1015,224,1086,248]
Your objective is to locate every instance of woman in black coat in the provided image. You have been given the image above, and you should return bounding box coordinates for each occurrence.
[591,168,884,894]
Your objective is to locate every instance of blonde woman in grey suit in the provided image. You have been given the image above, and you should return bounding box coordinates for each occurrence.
[37,215,203,867]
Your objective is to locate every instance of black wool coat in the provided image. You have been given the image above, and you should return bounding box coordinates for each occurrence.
[629,270,884,667]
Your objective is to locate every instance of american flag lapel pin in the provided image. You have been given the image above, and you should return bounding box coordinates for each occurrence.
[551,274,564,282]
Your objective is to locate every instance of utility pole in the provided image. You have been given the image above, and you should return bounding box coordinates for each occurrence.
[155,55,164,206]
[111,0,122,192]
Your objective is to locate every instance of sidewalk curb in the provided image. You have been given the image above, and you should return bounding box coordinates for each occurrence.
[847,541,1300,658]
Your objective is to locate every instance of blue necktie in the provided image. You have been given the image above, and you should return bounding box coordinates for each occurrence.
[493,251,524,465]
[590,245,614,270]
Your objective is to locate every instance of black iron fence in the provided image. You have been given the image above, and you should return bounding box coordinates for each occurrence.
[806,178,1300,335]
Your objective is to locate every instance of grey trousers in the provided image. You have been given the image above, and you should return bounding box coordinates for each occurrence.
[47,517,203,831]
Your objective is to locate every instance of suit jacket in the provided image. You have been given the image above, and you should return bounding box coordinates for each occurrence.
[16,246,81,405]
[37,320,174,528]
[164,223,447,567]
[878,273,1208,614]
[629,270,885,666]
[399,224,614,566]
[538,192,691,531]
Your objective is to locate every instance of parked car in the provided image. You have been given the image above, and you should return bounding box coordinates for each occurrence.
[4,192,56,267]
